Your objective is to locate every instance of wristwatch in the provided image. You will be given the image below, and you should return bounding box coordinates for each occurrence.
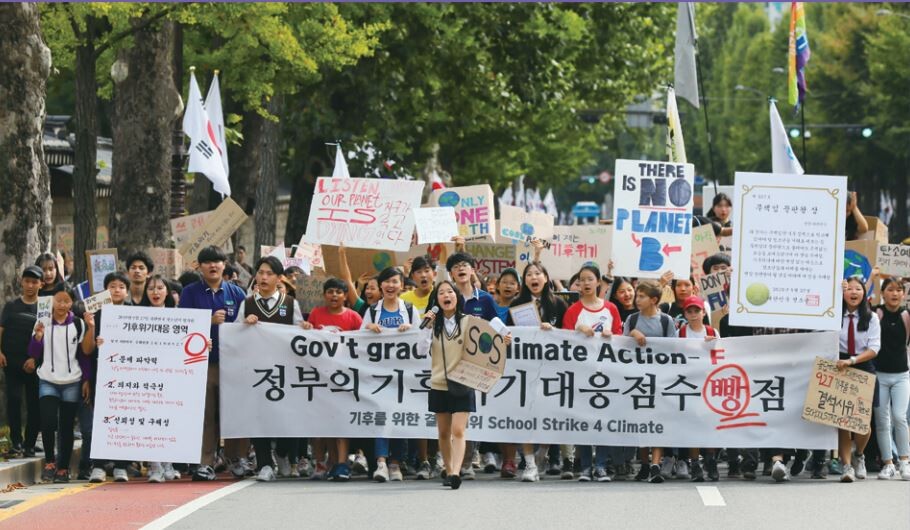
[849,357,856,366]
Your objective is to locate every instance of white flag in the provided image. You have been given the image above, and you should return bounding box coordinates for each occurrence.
[500,186,514,207]
[769,100,804,175]
[332,145,350,178]
[674,3,699,108]
[666,87,687,163]
[183,71,231,196]
[530,189,544,213]
[515,175,526,210]
[543,189,559,218]
[205,71,229,179]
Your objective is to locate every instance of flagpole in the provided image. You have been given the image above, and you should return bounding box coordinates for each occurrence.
[694,41,718,194]
[800,103,807,173]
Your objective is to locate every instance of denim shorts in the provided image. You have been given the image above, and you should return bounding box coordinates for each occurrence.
[38,380,81,403]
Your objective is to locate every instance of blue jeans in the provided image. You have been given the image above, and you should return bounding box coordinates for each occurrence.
[578,446,609,469]
[38,380,81,403]
[874,371,910,460]
[374,438,406,462]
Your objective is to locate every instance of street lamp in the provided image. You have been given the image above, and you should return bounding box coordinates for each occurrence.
[877,8,910,20]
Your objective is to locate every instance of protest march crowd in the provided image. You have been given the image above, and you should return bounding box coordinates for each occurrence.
[1,186,909,493]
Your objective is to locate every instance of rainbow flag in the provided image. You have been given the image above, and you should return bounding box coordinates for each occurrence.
[788,2,810,111]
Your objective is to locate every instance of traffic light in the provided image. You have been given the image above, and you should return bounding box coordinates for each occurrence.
[846,126,873,139]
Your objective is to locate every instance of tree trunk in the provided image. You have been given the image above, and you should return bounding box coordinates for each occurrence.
[170,22,187,220]
[109,19,180,258]
[71,17,99,284]
[231,108,265,215]
[254,97,282,261]
[0,4,53,300]
[284,139,327,246]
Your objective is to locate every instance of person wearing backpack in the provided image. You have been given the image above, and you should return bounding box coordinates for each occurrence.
[25,284,95,483]
[362,266,419,482]
[623,280,677,484]
[873,277,910,480]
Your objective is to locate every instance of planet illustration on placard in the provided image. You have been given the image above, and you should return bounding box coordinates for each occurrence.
[745,282,770,306]
[520,223,535,236]
[843,249,872,282]
[372,252,393,271]
[438,191,460,208]
[478,332,494,353]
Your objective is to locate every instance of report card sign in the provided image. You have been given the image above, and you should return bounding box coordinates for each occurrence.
[303,177,424,252]
[611,160,695,279]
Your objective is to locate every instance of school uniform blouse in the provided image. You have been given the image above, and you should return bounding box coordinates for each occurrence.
[839,310,881,356]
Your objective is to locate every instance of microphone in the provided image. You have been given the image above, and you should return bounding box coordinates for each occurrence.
[420,306,439,330]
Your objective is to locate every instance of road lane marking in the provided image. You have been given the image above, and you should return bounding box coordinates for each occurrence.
[696,486,726,506]
[140,479,255,530]
[0,483,103,522]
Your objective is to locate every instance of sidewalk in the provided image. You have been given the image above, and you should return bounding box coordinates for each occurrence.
[0,440,82,487]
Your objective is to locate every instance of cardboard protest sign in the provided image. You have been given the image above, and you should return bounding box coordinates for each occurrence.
[395,242,450,268]
[303,177,424,252]
[857,215,888,243]
[446,316,507,393]
[515,224,613,280]
[465,242,516,278]
[148,248,184,279]
[413,207,460,244]
[699,270,730,329]
[498,204,554,243]
[85,248,118,294]
[176,198,247,266]
[729,172,847,331]
[170,212,233,254]
[295,271,327,314]
[875,244,910,277]
[691,224,720,285]
[611,159,695,279]
[83,290,112,314]
[802,356,876,435]
[321,245,397,282]
[428,185,496,241]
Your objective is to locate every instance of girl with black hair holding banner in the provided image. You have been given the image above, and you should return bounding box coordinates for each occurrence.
[838,275,880,483]
[424,280,511,489]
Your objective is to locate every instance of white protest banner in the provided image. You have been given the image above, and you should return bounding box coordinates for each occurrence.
[220,324,837,449]
[612,159,695,279]
[429,185,496,241]
[177,198,247,265]
[729,173,847,331]
[86,248,118,294]
[498,204,554,244]
[413,207,460,244]
[36,296,52,330]
[691,223,720,286]
[83,290,112,314]
[148,248,184,280]
[876,244,910,277]
[515,224,613,280]
[303,177,424,252]
[91,305,211,463]
[447,316,507,392]
[466,242,516,278]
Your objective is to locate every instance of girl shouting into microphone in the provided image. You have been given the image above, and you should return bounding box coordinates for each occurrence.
[423,280,511,489]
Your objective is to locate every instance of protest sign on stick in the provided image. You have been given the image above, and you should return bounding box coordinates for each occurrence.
[498,205,554,243]
[303,177,424,252]
[699,270,730,329]
[876,244,910,277]
[86,248,118,294]
[321,245,398,282]
[429,185,496,241]
[802,356,876,435]
[83,290,113,314]
[514,224,612,280]
[729,172,847,331]
[176,198,247,265]
[691,224,720,285]
[91,305,211,463]
[413,207,460,244]
[611,159,695,279]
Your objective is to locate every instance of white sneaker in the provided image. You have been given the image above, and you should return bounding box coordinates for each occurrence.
[659,456,675,479]
[878,463,897,480]
[298,458,312,477]
[389,464,403,481]
[483,452,498,472]
[771,460,790,482]
[148,463,165,483]
[520,464,539,482]
[373,462,389,482]
[472,448,482,469]
[460,464,476,480]
[900,460,910,481]
[840,464,855,483]
[854,454,866,480]
[231,458,250,478]
[113,468,129,482]
[674,459,690,480]
[89,467,106,483]
[163,463,180,480]
[256,465,276,482]
[276,456,291,477]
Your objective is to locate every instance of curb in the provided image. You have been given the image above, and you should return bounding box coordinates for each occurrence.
[0,442,83,487]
